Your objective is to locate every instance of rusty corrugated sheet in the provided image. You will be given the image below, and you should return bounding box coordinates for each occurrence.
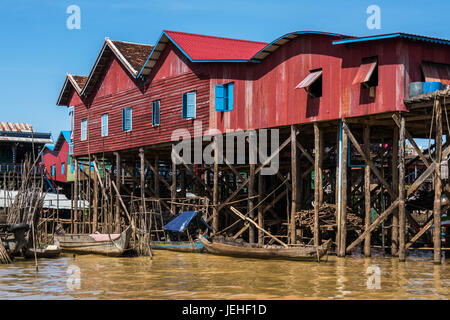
[0,122,33,132]
[352,57,377,84]
[421,62,450,85]
[295,70,323,89]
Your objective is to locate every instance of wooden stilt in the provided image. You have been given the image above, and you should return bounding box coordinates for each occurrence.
[213,136,219,233]
[258,171,264,245]
[399,114,406,262]
[93,156,99,233]
[248,163,255,243]
[338,122,348,257]
[73,158,79,234]
[434,99,442,265]
[364,125,371,257]
[139,148,146,226]
[171,151,177,215]
[290,125,299,244]
[391,125,399,256]
[115,152,121,233]
[313,122,321,246]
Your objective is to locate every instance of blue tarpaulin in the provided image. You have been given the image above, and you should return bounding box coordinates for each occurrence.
[163,211,212,233]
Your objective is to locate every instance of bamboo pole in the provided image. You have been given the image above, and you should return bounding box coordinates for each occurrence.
[258,171,264,245]
[73,158,79,234]
[93,159,98,233]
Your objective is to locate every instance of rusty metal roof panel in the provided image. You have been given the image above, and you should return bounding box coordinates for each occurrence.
[295,70,323,89]
[0,122,33,132]
[353,57,378,84]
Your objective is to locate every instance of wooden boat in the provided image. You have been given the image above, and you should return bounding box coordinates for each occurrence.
[199,235,332,261]
[25,244,61,259]
[150,238,204,253]
[55,226,132,256]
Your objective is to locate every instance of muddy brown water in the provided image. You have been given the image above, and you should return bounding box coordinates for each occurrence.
[0,250,448,299]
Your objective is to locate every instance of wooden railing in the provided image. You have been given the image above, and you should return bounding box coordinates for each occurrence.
[0,163,45,175]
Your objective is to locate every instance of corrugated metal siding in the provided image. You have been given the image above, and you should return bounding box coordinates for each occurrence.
[71,45,210,157]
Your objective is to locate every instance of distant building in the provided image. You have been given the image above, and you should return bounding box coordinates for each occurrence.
[0,122,52,174]
[43,131,71,183]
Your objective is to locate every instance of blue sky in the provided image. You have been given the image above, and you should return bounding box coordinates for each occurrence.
[0,0,449,142]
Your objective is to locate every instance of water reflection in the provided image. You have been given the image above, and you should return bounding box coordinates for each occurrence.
[0,251,448,299]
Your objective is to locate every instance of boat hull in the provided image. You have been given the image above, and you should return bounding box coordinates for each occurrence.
[151,240,203,253]
[55,226,132,257]
[199,235,331,261]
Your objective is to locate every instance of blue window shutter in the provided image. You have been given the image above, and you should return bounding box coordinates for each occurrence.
[215,85,225,111]
[186,92,196,118]
[122,109,126,131]
[182,94,187,118]
[52,165,55,176]
[123,108,132,131]
[71,163,74,173]
[152,101,155,125]
[227,82,234,111]
[156,101,160,124]
[102,114,108,136]
[61,163,65,175]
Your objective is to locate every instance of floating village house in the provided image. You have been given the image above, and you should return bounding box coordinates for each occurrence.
[57,31,450,262]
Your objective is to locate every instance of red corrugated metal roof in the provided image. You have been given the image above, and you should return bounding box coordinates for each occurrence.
[164,30,267,61]
[353,57,378,84]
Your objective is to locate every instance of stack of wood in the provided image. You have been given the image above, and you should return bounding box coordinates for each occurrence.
[296,204,363,232]
[0,241,12,264]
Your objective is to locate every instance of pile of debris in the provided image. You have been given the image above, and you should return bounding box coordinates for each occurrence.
[296,204,363,232]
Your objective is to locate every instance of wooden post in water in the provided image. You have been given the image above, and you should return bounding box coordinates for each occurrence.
[139,148,146,227]
[258,171,264,245]
[213,136,219,233]
[171,148,177,215]
[364,125,371,257]
[73,158,79,234]
[93,157,99,233]
[391,126,399,256]
[398,114,406,262]
[114,152,121,232]
[338,121,348,257]
[248,163,255,243]
[290,124,299,244]
[433,99,442,265]
[313,122,321,246]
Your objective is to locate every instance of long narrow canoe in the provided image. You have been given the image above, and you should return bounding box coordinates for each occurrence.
[150,239,204,253]
[25,245,62,259]
[199,235,332,261]
[55,226,132,257]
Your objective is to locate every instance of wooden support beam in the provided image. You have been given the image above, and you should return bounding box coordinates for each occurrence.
[343,120,396,198]
[73,158,79,234]
[93,157,99,233]
[399,114,407,261]
[229,206,288,247]
[406,219,433,249]
[213,136,219,233]
[364,125,371,257]
[139,148,146,224]
[391,125,399,256]
[114,152,121,233]
[313,122,320,246]
[171,150,177,215]
[258,172,264,245]
[111,179,135,231]
[346,199,400,253]
[433,99,442,264]
[392,113,430,167]
[338,122,348,257]
[248,163,255,243]
[290,125,299,244]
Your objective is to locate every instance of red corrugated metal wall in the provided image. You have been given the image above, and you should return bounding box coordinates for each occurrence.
[69,43,210,157]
